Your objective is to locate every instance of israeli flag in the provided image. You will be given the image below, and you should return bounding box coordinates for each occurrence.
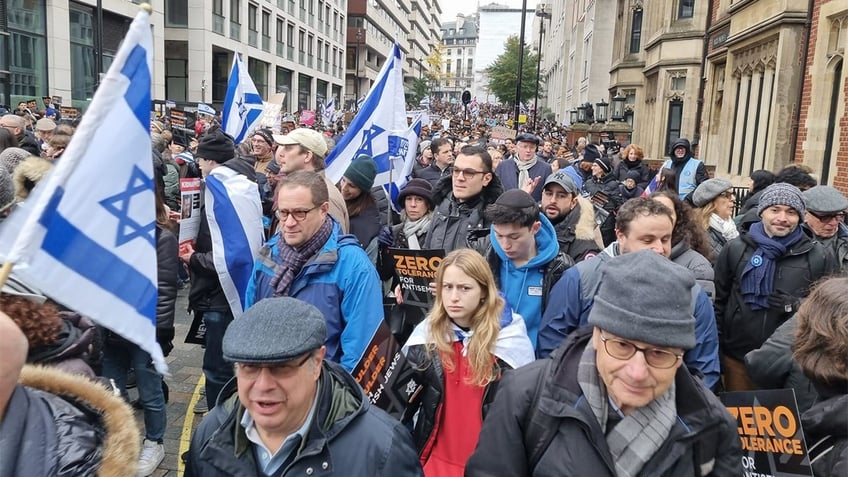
[0,8,168,373]
[204,166,264,318]
[222,53,263,144]
[322,97,335,125]
[326,43,421,209]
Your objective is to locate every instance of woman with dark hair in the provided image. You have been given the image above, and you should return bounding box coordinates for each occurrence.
[656,167,679,197]
[402,249,534,476]
[738,169,775,215]
[651,191,715,300]
[793,276,848,476]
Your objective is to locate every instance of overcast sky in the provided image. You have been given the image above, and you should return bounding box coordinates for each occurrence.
[439,0,539,22]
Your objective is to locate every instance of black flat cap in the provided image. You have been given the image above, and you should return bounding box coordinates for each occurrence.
[223,297,326,364]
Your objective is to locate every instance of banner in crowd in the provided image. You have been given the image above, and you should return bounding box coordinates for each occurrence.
[351,319,420,419]
[222,52,263,143]
[259,93,285,128]
[720,389,813,477]
[389,247,444,310]
[300,109,316,126]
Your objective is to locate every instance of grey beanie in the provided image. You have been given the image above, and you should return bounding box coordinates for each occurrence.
[588,250,696,350]
[0,166,14,211]
[757,183,806,221]
[0,147,33,174]
[802,185,848,214]
[692,178,732,207]
[223,297,327,364]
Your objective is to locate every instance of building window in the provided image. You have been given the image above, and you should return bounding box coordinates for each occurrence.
[212,0,224,33]
[276,66,292,111]
[165,58,187,101]
[230,0,240,23]
[629,8,642,54]
[678,0,694,19]
[671,75,686,91]
[298,73,312,110]
[665,100,684,154]
[582,35,591,80]
[69,4,95,102]
[165,0,188,27]
[248,57,267,98]
[248,4,257,31]
[276,17,284,56]
[261,10,270,51]
[213,0,223,15]
[8,0,48,102]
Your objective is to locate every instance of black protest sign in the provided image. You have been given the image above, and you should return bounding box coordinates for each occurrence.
[389,248,444,310]
[184,312,206,345]
[719,389,813,477]
[351,319,420,419]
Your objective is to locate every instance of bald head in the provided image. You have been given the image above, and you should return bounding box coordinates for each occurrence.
[0,115,25,136]
[0,311,28,420]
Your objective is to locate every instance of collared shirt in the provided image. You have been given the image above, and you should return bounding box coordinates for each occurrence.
[241,382,321,475]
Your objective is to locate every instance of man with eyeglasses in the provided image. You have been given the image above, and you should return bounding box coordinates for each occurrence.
[186,297,422,476]
[714,183,838,391]
[424,145,504,253]
[244,170,383,373]
[536,198,720,390]
[802,185,848,271]
[467,251,740,476]
[0,114,40,156]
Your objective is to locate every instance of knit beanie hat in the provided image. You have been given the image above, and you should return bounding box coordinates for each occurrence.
[757,182,806,221]
[594,156,612,174]
[625,170,642,182]
[692,178,732,207]
[398,178,434,209]
[343,155,377,191]
[195,129,235,163]
[582,144,601,163]
[0,147,33,174]
[0,166,14,211]
[588,250,696,350]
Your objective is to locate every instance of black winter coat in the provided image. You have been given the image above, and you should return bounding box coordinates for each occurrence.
[187,203,230,313]
[803,394,848,477]
[156,225,179,351]
[550,199,600,263]
[185,361,423,477]
[713,230,837,360]
[613,159,652,189]
[402,345,510,459]
[423,174,503,254]
[466,328,742,476]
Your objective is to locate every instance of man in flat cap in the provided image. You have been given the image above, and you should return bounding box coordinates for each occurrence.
[802,185,848,271]
[186,297,422,477]
[468,251,740,476]
[495,133,552,201]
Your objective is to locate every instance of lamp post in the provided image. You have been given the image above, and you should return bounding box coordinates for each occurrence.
[595,98,608,123]
[513,0,529,131]
[532,4,551,131]
[354,29,363,112]
[570,109,578,124]
[610,93,626,121]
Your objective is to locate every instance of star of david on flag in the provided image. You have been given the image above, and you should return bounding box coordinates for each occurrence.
[222,53,264,144]
[325,43,422,210]
[0,7,168,374]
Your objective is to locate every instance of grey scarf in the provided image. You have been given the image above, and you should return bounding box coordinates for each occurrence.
[577,341,677,477]
[402,214,432,250]
[516,157,538,189]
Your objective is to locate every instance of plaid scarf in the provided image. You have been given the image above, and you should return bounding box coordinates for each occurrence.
[270,216,333,297]
[577,341,676,477]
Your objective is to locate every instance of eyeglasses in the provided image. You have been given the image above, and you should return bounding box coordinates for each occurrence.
[718,191,736,200]
[276,205,320,222]
[599,331,682,369]
[451,168,488,179]
[236,352,313,380]
[808,211,846,223]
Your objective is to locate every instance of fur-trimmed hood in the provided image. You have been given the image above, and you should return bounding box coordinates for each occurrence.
[13,156,53,201]
[573,196,597,240]
[18,365,140,476]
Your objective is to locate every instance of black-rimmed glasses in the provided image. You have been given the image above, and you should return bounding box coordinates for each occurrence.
[276,205,320,222]
[599,331,682,369]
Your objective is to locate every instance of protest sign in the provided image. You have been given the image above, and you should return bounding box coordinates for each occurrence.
[351,319,420,419]
[720,389,814,477]
[300,109,316,126]
[259,93,285,128]
[389,248,444,310]
[179,177,205,344]
[491,125,517,141]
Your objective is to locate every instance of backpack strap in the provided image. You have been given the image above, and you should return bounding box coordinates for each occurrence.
[525,359,557,472]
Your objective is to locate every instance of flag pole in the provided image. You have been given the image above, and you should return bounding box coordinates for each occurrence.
[0,261,15,290]
[387,157,393,226]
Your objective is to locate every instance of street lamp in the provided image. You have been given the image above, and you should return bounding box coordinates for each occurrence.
[595,98,608,123]
[570,109,578,124]
[354,29,363,112]
[611,92,626,121]
[513,0,529,131]
[577,104,587,123]
[532,4,551,131]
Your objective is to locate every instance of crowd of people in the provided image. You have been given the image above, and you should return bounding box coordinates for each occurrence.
[1,102,847,477]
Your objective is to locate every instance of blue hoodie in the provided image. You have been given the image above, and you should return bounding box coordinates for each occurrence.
[489,214,560,345]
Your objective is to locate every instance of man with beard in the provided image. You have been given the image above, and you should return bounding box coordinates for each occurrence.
[540,172,600,262]
[663,138,708,199]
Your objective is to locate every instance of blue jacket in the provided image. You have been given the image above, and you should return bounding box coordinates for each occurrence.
[535,243,721,389]
[495,158,552,202]
[245,221,384,371]
[488,214,560,345]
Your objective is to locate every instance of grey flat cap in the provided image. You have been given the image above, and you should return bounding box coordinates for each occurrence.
[223,297,326,364]
[803,185,848,214]
[692,178,732,207]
